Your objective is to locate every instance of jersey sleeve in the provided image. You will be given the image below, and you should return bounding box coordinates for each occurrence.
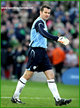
[35,20,59,41]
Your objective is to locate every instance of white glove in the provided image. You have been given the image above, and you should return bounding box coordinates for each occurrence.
[58,36,70,45]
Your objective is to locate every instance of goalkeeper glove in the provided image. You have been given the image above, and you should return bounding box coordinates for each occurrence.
[58,36,70,45]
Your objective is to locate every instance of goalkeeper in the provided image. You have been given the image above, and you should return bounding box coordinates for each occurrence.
[11,4,72,106]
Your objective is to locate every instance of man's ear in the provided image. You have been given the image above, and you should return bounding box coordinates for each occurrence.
[40,11,42,15]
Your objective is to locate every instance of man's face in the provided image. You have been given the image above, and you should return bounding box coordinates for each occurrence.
[40,8,51,20]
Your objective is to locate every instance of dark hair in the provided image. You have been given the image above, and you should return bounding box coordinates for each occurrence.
[40,4,51,12]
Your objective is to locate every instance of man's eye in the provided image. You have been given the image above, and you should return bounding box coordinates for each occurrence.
[44,12,50,14]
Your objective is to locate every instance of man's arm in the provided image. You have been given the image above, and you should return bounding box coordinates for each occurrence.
[35,20,70,45]
[35,20,59,41]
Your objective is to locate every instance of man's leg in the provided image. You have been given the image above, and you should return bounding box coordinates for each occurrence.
[44,69,61,101]
[44,69,72,106]
[11,70,33,103]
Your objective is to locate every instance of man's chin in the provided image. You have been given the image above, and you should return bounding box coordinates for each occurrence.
[44,18,49,20]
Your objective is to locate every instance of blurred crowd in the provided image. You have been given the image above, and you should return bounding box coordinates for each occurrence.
[1,1,79,80]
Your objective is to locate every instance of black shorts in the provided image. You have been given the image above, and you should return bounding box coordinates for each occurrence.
[26,47,52,72]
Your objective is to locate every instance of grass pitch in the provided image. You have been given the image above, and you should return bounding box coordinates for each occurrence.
[1,80,79,107]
